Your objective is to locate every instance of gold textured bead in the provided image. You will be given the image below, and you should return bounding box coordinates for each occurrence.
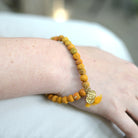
[86,89,96,104]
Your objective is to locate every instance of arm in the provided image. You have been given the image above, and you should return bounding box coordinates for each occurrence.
[0,37,138,138]
[0,37,81,99]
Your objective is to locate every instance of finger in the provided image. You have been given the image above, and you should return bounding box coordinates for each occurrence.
[126,99,138,123]
[109,110,138,138]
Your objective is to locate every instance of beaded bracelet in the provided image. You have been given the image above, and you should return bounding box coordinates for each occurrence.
[46,35,102,108]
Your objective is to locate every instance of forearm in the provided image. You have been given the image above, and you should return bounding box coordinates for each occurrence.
[0,37,81,99]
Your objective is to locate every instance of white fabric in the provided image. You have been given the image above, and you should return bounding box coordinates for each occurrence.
[0,12,133,138]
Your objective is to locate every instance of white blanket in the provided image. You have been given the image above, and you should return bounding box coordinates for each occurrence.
[0,12,132,138]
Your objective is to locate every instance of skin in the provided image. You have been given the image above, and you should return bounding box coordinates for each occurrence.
[0,38,137,138]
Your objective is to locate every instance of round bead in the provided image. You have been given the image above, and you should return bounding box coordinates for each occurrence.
[73,53,80,60]
[80,75,88,82]
[67,95,74,102]
[59,35,64,41]
[57,97,62,104]
[79,68,86,75]
[62,96,68,104]
[64,40,71,46]
[67,44,75,50]
[70,48,77,54]
[73,92,81,100]
[62,37,68,43]
[51,36,59,41]
[52,95,58,102]
[48,94,54,100]
[79,89,86,97]
[82,81,90,89]
[76,58,83,65]
[77,64,85,70]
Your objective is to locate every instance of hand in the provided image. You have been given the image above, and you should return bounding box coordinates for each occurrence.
[64,46,138,138]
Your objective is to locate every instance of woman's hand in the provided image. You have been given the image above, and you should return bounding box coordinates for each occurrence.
[62,46,138,138]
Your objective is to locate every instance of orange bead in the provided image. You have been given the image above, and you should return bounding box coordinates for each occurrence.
[73,92,81,100]
[67,95,74,102]
[59,35,64,41]
[62,96,68,104]
[76,58,83,65]
[78,68,86,75]
[64,40,71,46]
[70,48,77,54]
[52,95,58,102]
[82,81,90,89]
[57,97,62,104]
[80,75,88,82]
[77,64,85,70]
[48,94,54,100]
[67,44,75,50]
[73,53,80,60]
[79,89,86,97]
[51,36,59,41]
[62,37,68,43]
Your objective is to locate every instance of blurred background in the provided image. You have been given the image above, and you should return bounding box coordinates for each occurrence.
[0,0,138,65]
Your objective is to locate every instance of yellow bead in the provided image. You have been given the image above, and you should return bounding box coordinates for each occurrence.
[64,40,71,46]
[62,37,68,43]
[73,53,80,60]
[57,97,62,104]
[79,89,86,97]
[80,75,88,82]
[52,95,58,102]
[77,64,85,70]
[59,35,64,41]
[67,44,75,50]
[62,96,68,104]
[82,82,90,89]
[70,48,77,54]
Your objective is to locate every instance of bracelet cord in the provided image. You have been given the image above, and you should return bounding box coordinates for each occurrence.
[46,35,102,108]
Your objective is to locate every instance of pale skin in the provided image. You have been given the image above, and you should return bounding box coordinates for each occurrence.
[0,38,138,138]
